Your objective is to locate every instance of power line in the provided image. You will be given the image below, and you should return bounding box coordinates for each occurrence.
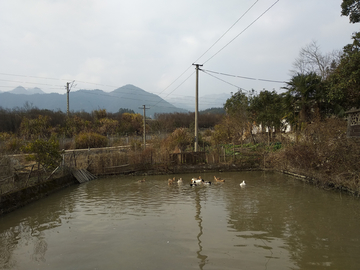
[0,72,63,81]
[147,1,260,102]
[203,0,280,64]
[202,69,286,83]
[154,0,280,110]
[0,78,61,87]
[0,0,280,110]
[0,1,280,107]
[0,81,189,111]
[201,69,248,92]
[149,71,195,109]
[193,0,259,64]
[0,71,197,108]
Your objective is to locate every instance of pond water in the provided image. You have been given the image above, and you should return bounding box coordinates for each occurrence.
[0,171,360,270]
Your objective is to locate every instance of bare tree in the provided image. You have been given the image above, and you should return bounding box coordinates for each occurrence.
[291,40,342,80]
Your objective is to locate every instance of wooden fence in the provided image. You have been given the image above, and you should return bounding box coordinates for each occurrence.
[0,145,262,195]
[169,148,262,168]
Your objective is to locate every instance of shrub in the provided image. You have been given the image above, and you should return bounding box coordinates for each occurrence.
[165,128,193,152]
[203,129,213,137]
[0,133,23,153]
[5,137,24,153]
[129,139,142,151]
[22,137,62,171]
[75,132,108,149]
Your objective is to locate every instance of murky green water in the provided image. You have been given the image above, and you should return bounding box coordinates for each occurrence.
[0,171,359,270]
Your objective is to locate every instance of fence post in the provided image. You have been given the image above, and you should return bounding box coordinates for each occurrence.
[73,151,77,167]
[37,163,40,183]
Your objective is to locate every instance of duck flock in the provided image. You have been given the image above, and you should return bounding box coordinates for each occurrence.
[139,175,246,187]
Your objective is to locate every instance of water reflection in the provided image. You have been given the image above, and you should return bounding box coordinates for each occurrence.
[0,186,79,269]
[0,172,360,269]
[194,187,208,269]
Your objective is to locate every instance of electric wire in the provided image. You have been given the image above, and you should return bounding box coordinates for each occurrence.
[150,0,260,102]
[0,72,202,109]
[0,1,280,111]
[0,79,220,111]
[0,73,221,108]
[0,72,62,81]
[193,0,259,64]
[0,72,121,90]
[200,69,249,92]
[150,70,195,108]
[0,78,63,88]
[151,0,280,104]
[203,0,280,64]
[202,69,286,83]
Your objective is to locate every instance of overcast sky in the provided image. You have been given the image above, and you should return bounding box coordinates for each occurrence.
[0,0,358,103]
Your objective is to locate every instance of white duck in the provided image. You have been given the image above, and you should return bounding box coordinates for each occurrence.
[240,180,246,187]
[191,176,203,185]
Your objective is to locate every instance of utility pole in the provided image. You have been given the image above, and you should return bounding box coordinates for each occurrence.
[66,82,70,116]
[193,63,203,152]
[139,105,149,149]
[66,81,75,117]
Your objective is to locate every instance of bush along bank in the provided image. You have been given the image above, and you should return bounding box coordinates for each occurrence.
[263,119,360,196]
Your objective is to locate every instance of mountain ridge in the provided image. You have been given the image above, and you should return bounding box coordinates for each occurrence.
[0,84,228,116]
[0,84,187,117]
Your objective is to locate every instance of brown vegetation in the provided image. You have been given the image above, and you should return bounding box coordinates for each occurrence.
[266,118,360,194]
[0,101,359,198]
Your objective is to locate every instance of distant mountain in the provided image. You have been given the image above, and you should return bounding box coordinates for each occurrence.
[9,86,45,95]
[0,84,188,117]
[165,93,230,111]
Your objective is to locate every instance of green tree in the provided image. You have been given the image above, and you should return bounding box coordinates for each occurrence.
[224,91,251,143]
[22,137,62,171]
[326,32,360,111]
[282,72,324,129]
[211,117,234,145]
[249,90,284,142]
[341,0,360,23]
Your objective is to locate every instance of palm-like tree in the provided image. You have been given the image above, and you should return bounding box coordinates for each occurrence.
[282,72,323,129]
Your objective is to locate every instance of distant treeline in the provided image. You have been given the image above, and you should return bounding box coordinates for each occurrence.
[0,103,224,136]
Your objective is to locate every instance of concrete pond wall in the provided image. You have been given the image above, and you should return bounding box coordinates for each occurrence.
[0,174,77,216]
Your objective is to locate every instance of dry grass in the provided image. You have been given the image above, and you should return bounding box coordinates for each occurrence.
[267,118,360,194]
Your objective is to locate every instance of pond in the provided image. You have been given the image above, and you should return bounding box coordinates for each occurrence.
[0,171,359,270]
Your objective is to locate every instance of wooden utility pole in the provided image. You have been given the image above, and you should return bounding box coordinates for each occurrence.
[193,63,203,152]
[140,105,149,149]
